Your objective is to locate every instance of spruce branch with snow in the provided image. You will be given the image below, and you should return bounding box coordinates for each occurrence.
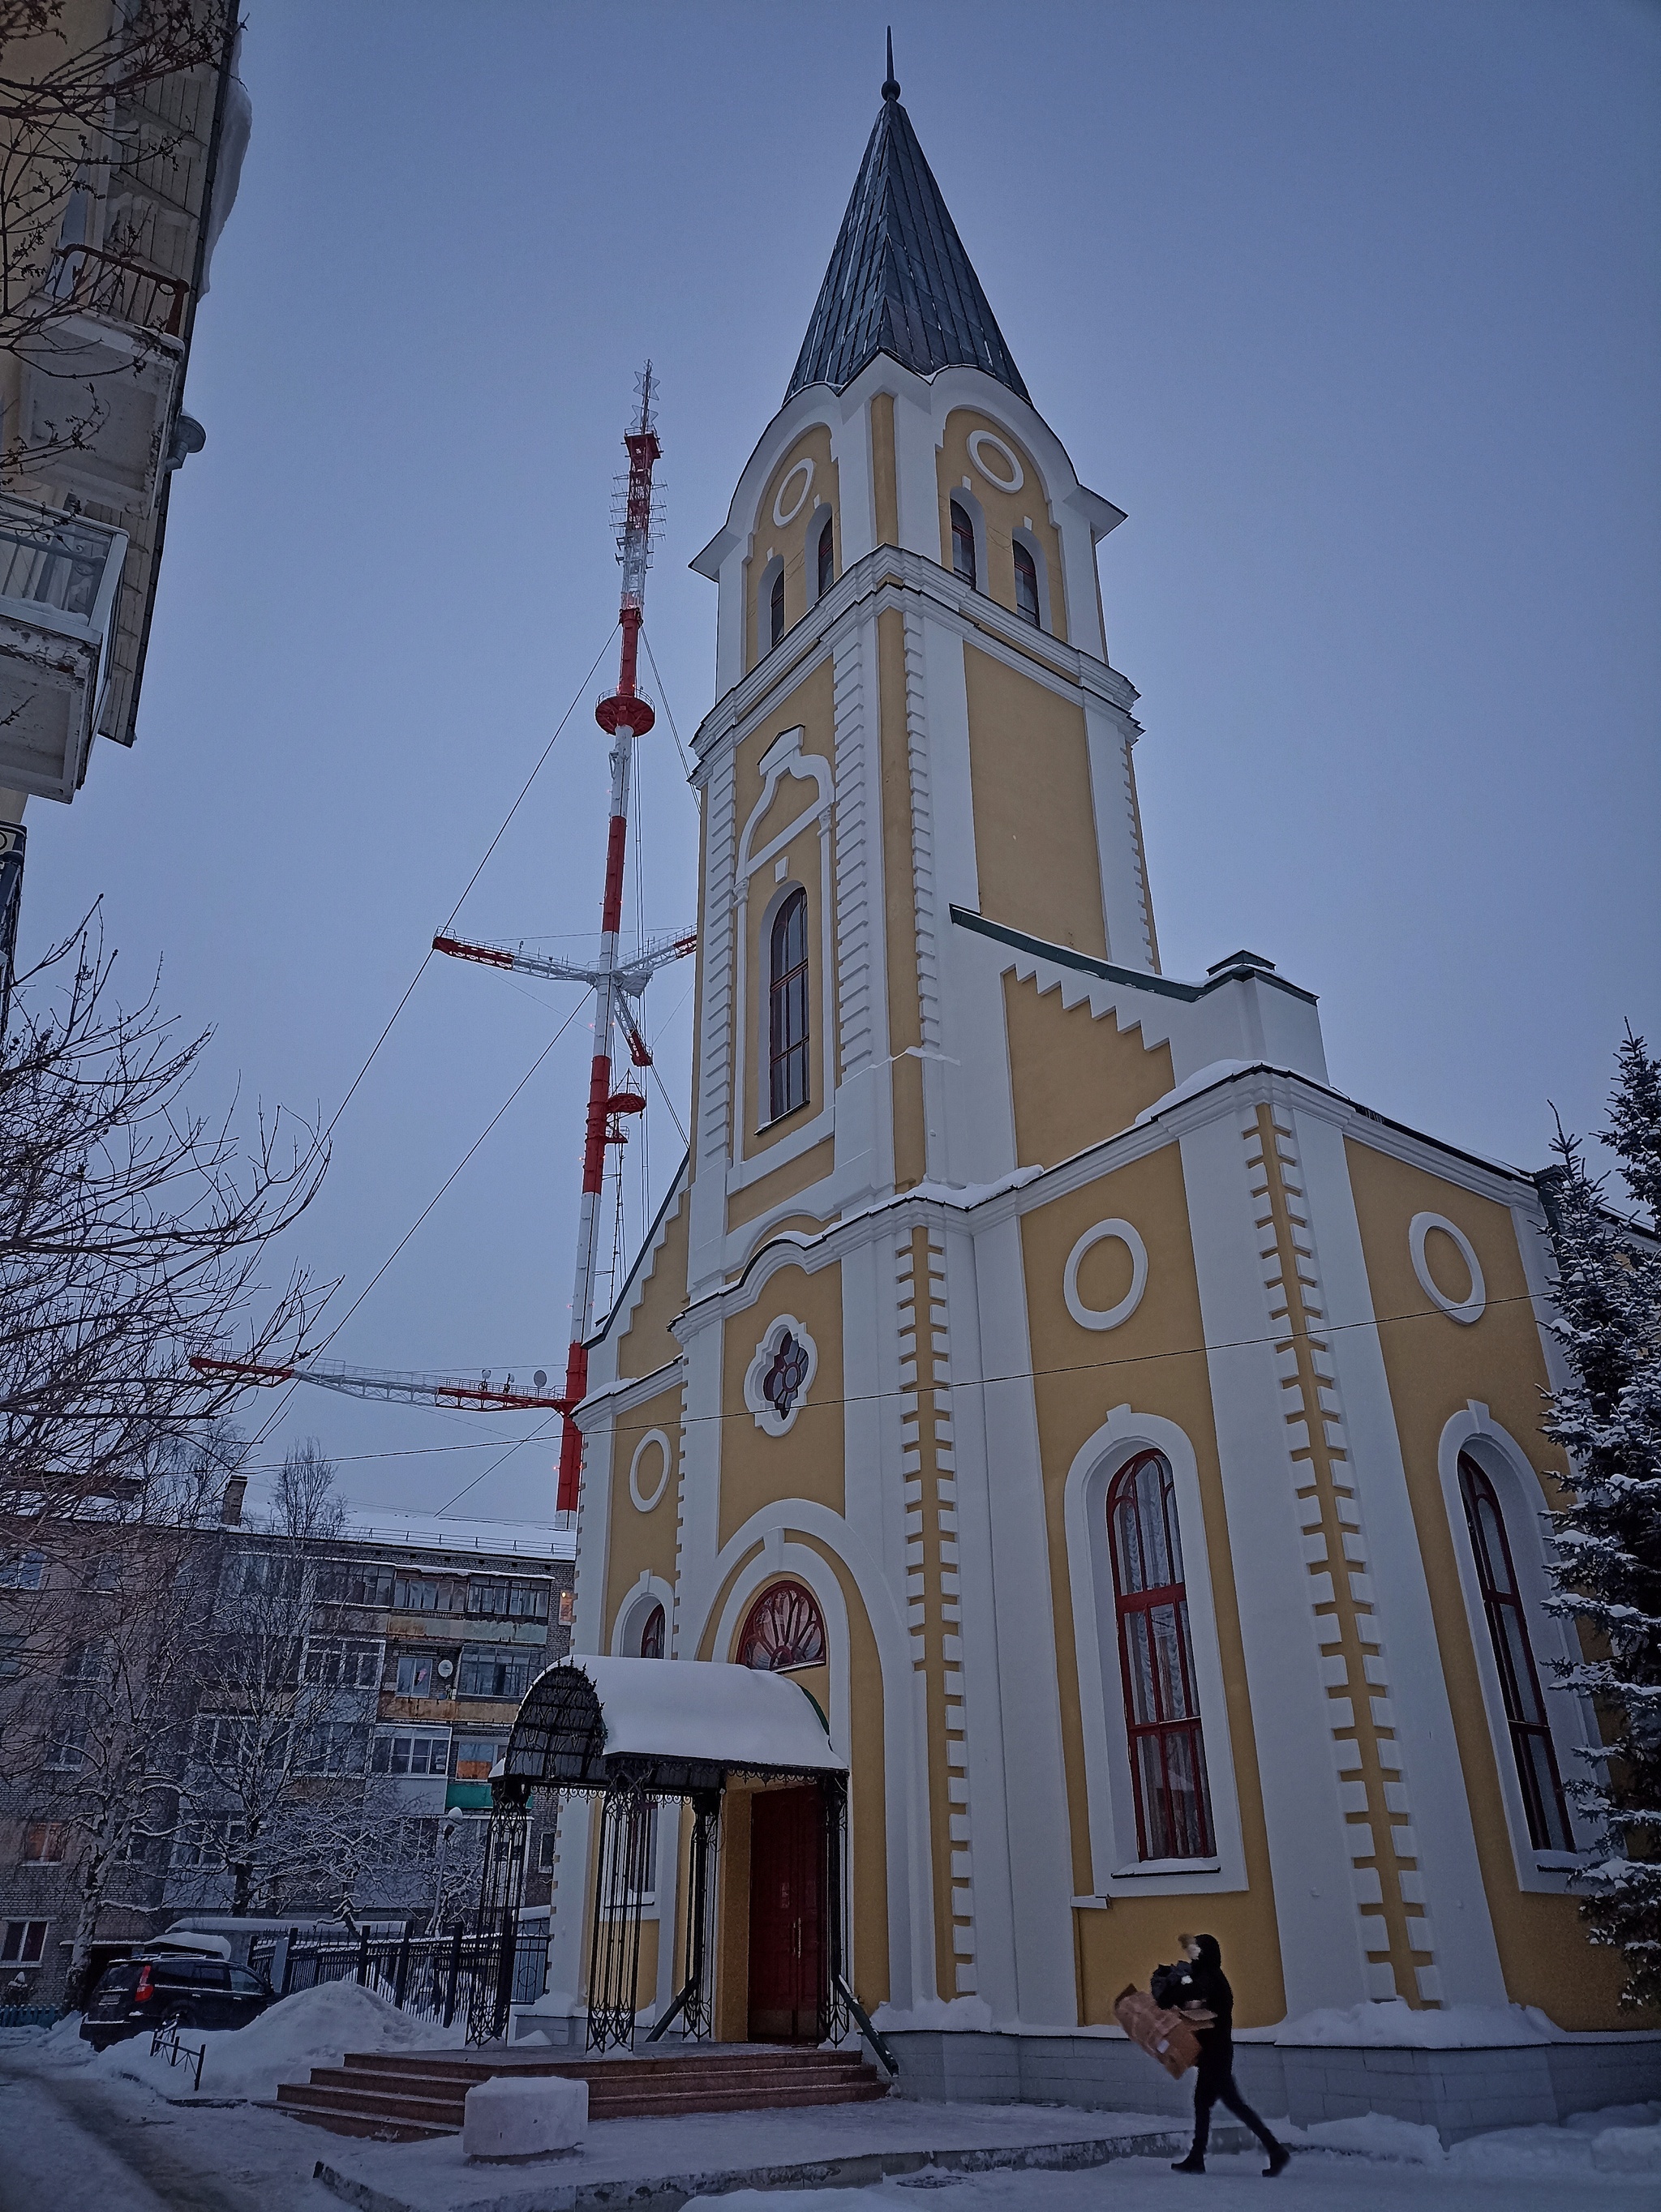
[1539,1027,1661,2010]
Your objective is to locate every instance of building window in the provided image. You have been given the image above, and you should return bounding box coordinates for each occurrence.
[1,1921,48,1966]
[1108,1451,1215,1861]
[0,1551,45,1591]
[769,566,785,650]
[316,1562,394,1607]
[21,1823,68,1864]
[454,1736,500,1780]
[457,1645,532,1701]
[1457,1453,1574,1853]
[59,1638,105,1687]
[395,1651,436,1698]
[466,1579,548,1621]
[739,1580,826,1672]
[538,1830,557,1873]
[371,1730,450,1778]
[767,887,809,1121]
[1014,539,1041,627]
[45,1726,85,1773]
[817,513,835,600]
[304,1637,383,1689]
[393,1574,441,1613]
[638,1603,665,1660]
[295,1721,368,1777]
[558,1589,575,1626]
[951,500,976,589]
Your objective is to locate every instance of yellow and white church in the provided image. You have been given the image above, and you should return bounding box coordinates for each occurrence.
[513,66,1655,2125]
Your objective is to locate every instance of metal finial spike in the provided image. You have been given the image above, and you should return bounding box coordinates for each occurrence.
[882,27,899,101]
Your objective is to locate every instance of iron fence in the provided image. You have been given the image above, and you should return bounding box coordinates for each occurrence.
[249,1920,547,2041]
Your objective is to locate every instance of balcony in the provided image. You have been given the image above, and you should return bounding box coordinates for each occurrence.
[0,495,128,802]
[16,247,190,520]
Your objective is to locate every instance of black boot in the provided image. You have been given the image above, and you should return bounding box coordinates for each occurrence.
[1171,2150,1206,2174]
[1263,2142,1290,2178]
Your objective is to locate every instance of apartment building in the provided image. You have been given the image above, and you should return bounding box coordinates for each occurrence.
[0,0,251,977]
[0,1491,573,2007]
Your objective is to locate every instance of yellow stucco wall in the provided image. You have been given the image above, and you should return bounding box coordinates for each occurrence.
[935,409,1069,641]
[618,1183,689,1379]
[745,426,839,674]
[603,1381,682,1644]
[1004,971,1176,1168]
[718,1263,845,1554]
[1346,1139,1633,2026]
[1018,1143,1286,2026]
[964,645,1107,957]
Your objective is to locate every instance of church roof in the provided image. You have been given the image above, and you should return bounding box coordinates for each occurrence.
[786,62,1029,405]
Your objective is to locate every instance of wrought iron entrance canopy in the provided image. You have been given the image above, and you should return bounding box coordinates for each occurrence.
[500,1658,846,2055]
[502,1656,845,1796]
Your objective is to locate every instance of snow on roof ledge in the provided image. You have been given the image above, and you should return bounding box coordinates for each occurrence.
[572,1656,844,1774]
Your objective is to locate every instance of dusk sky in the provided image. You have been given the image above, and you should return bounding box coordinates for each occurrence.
[17,2,1659,1526]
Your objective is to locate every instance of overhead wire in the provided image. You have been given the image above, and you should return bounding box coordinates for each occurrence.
[243,631,617,1455]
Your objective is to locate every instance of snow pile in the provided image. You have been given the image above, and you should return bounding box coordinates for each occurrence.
[90,1980,460,2102]
[1290,2113,1444,2163]
[1275,1997,1561,2046]
[869,1996,992,2034]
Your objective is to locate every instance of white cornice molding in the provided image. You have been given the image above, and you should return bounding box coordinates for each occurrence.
[689,545,1140,785]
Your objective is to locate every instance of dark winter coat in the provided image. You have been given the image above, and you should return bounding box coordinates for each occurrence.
[1162,1935,1234,2069]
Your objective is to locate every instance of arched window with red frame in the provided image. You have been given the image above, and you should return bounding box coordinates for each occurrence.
[769,565,786,649]
[1013,538,1041,627]
[817,512,835,601]
[950,500,976,589]
[1457,1453,1573,1853]
[739,1580,826,1672]
[768,888,809,1121]
[638,1603,665,1660]
[1108,1451,1215,1861]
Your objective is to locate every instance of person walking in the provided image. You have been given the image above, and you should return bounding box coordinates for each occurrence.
[1165,1933,1290,2177]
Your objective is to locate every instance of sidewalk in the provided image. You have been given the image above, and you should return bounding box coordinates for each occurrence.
[309,2094,1252,2212]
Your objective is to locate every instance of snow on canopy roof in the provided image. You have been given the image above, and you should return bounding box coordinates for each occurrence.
[504,1657,843,1794]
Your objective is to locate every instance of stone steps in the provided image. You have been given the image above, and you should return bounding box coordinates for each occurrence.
[273,2044,887,2141]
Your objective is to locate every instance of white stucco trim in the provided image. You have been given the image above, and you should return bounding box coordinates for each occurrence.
[741,1313,819,1438]
[687,1498,934,2014]
[611,1570,676,1659]
[1435,1404,1597,1890]
[628,1428,674,1514]
[1062,1218,1148,1331]
[1061,1406,1248,1897]
[1410,1213,1487,1326]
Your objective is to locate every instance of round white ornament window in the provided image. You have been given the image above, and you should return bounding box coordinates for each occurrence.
[772,458,814,528]
[1063,1219,1148,1331]
[628,1428,673,1513]
[1408,1212,1486,1326]
[968,429,1024,495]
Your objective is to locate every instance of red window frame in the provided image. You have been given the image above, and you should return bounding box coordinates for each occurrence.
[1457,1453,1574,1853]
[769,566,786,649]
[1013,539,1040,627]
[738,1580,826,1672]
[638,1603,665,1660]
[768,888,810,1121]
[1107,1451,1215,1860]
[950,500,976,589]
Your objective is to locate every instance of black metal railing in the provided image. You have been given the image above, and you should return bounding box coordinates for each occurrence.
[248,1919,548,2037]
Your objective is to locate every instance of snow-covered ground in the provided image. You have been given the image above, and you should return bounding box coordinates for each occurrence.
[0,1997,1657,2212]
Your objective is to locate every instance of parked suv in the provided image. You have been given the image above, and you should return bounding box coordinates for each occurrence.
[79,1953,276,2047]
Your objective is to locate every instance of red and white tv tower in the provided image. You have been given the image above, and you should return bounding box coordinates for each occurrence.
[195,371,685,1522]
[437,365,689,1515]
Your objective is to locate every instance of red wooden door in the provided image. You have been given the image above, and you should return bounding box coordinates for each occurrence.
[747,1785,825,2041]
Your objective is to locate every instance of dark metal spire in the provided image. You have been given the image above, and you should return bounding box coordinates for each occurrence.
[785,70,1029,403]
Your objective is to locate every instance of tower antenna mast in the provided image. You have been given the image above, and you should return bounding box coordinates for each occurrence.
[558,364,662,1514]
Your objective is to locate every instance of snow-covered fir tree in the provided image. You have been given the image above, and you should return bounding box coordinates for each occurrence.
[1540,1028,1661,2008]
